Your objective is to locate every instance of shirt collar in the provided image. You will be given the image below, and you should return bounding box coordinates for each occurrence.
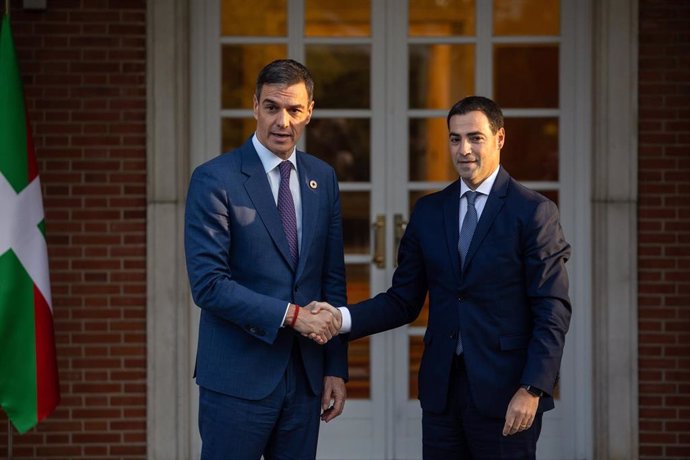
[252,133,298,174]
[460,165,500,197]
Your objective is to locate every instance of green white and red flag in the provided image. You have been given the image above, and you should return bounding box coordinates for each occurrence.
[0,12,60,434]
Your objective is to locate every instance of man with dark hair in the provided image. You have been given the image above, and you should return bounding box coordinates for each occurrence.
[311,96,571,459]
[185,59,348,459]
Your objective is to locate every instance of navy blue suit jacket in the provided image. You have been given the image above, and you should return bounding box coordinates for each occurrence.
[184,138,348,400]
[348,167,571,418]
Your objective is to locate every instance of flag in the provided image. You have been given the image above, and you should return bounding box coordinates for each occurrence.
[0,12,59,434]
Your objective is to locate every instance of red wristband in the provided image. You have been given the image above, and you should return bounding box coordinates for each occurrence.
[290,304,301,328]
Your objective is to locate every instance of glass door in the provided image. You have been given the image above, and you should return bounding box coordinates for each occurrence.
[301,2,390,457]
[211,1,390,457]
[389,1,567,458]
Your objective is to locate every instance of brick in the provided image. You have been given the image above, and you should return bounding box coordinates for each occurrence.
[72,433,122,444]
[640,320,664,334]
[640,432,677,444]
[665,321,690,332]
[83,247,109,258]
[640,233,678,244]
[666,295,690,305]
[109,23,145,35]
[640,420,664,431]
[667,446,690,457]
[640,333,677,344]
[640,407,679,420]
[36,446,83,457]
[640,345,663,356]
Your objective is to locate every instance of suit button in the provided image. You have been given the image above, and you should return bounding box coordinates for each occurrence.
[450,333,457,339]
[248,326,258,334]
[457,297,462,302]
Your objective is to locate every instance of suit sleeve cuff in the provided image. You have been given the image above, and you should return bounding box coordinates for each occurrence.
[339,307,352,333]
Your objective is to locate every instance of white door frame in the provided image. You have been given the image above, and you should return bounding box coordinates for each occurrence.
[146,0,639,458]
[592,0,639,458]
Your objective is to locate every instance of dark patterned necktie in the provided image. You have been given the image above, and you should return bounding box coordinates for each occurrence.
[277,161,298,266]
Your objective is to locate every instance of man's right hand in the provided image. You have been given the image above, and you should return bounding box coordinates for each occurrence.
[286,303,340,344]
[304,301,342,343]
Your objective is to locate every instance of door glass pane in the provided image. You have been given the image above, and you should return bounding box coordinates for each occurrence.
[222,118,256,152]
[540,190,559,206]
[341,192,370,255]
[306,45,371,109]
[501,117,558,181]
[221,44,287,109]
[221,0,287,36]
[305,0,371,37]
[493,44,559,108]
[409,336,423,399]
[306,119,370,182]
[409,0,476,36]
[346,264,371,399]
[409,44,475,110]
[493,0,559,36]
[409,117,455,181]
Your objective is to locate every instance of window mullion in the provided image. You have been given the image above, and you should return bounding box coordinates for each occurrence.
[475,0,493,97]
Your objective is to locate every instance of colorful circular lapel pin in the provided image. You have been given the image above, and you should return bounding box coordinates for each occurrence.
[309,180,318,190]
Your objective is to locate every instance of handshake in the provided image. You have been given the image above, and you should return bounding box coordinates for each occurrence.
[285,301,342,344]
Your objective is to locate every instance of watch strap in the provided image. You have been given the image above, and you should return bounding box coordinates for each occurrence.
[521,384,544,397]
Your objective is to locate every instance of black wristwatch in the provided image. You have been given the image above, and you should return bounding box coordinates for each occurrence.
[521,384,544,398]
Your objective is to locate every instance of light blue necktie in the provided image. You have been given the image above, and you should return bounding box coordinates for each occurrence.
[456,191,479,354]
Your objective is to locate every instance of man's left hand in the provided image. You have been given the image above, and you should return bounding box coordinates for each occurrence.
[321,376,346,423]
[502,387,539,436]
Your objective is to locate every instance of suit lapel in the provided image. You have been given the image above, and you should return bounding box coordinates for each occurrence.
[443,180,462,282]
[463,167,509,269]
[296,153,318,278]
[241,142,296,271]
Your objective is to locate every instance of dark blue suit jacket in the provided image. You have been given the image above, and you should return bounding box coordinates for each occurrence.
[184,138,348,400]
[348,167,571,418]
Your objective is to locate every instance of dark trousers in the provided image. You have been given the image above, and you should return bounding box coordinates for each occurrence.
[422,354,543,460]
[199,346,321,460]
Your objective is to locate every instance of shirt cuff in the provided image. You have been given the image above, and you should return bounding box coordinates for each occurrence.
[339,307,352,333]
[280,302,290,328]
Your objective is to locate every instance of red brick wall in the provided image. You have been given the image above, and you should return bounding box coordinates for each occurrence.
[638,1,690,459]
[0,0,147,458]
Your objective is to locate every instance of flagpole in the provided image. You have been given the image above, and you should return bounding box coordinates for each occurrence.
[6,421,12,460]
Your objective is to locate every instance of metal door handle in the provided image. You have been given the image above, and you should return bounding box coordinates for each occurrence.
[372,214,385,269]
[394,214,408,267]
